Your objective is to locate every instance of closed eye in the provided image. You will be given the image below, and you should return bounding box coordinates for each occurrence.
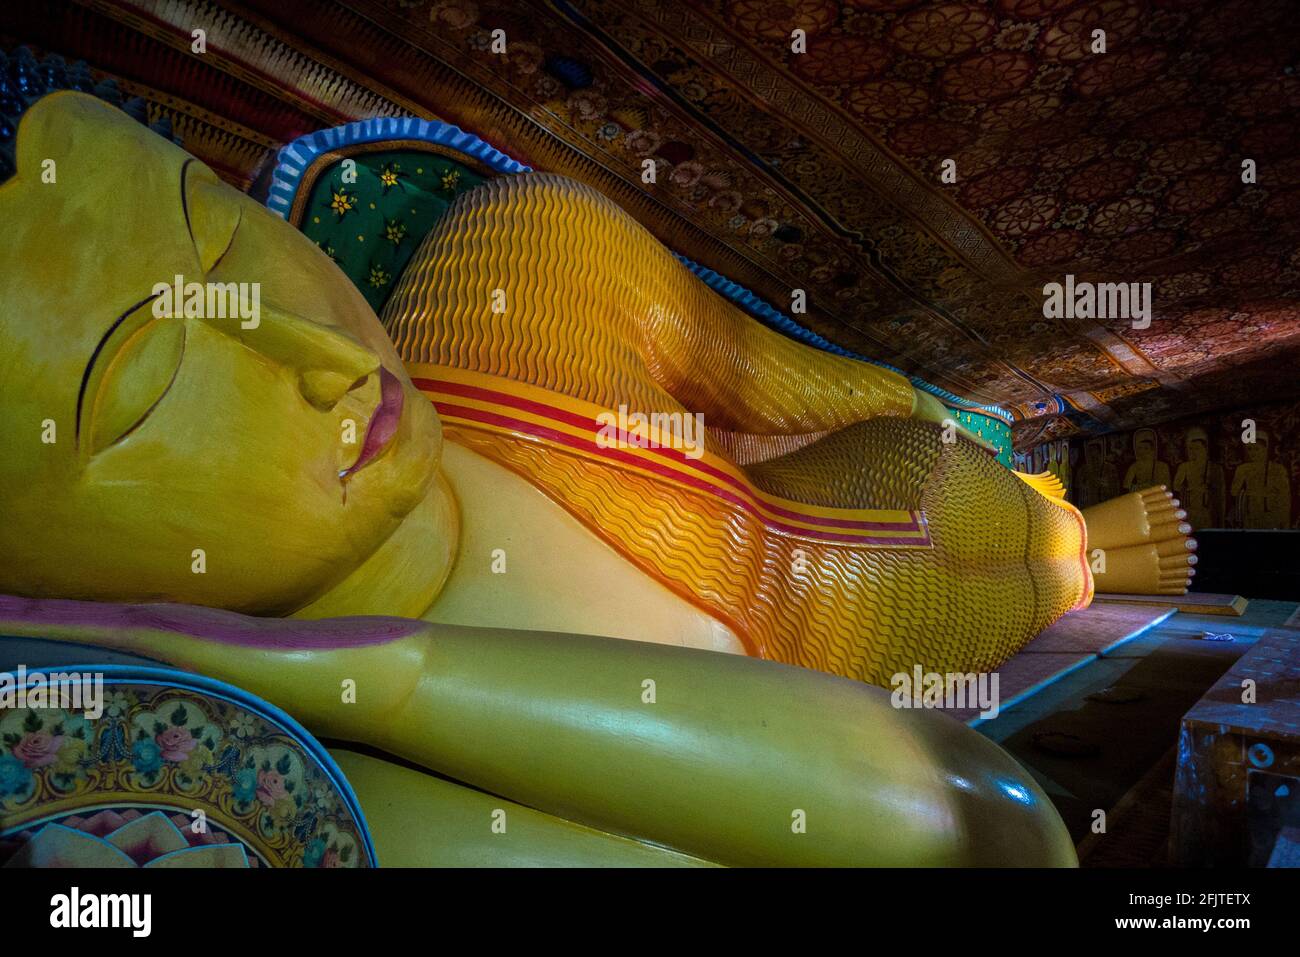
[90,320,187,453]
[77,298,186,455]
[76,293,159,445]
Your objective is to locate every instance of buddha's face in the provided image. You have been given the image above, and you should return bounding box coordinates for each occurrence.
[0,93,442,615]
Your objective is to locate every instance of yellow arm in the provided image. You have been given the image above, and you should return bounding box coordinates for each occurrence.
[0,597,1076,867]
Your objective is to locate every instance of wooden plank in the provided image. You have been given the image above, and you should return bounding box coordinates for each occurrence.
[1096,592,1249,617]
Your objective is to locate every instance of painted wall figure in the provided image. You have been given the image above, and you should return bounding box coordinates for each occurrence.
[1075,436,1121,510]
[1062,399,1300,531]
[1173,427,1225,531]
[1124,428,1171,494]
[1231,431,1292,529]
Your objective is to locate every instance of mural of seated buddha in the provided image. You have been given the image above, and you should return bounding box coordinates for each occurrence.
[0,88,1194,866]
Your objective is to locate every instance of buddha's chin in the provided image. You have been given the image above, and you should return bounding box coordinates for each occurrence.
[292,469,458,620]
[371,463,437,522]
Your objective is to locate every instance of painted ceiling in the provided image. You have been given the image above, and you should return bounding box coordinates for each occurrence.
[6,0,1298,448]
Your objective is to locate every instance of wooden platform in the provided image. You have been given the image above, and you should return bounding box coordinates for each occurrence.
[951,601,1175,725]
[1095,592,1249,616]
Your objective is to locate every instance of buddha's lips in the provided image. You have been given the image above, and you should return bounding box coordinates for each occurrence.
[342,366,403,479]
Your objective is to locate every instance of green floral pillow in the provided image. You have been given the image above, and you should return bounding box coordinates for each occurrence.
[299,150,485,312]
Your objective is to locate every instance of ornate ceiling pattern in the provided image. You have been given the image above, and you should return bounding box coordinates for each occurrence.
[6,0,1297,448]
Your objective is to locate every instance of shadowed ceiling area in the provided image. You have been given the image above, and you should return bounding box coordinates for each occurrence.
[8,0,1297,448]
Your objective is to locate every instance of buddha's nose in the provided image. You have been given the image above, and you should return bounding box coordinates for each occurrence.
[218,303,382,410]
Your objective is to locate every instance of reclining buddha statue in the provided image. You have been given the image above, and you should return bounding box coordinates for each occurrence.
[0,82,1195,866]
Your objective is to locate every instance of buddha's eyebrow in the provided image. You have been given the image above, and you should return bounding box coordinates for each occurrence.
[75,293,159,445]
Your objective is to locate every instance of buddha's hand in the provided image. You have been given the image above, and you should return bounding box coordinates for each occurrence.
[0,595,1074,866]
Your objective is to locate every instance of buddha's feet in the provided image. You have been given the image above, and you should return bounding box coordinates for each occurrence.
[1082,486,1197,595]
